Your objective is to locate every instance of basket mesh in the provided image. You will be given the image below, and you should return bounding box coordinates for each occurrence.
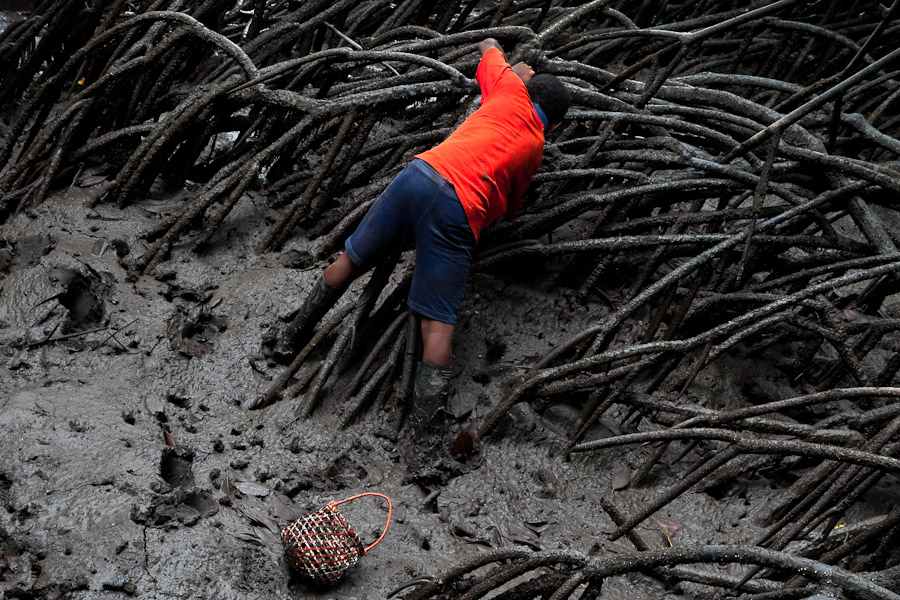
[281,502,366,584]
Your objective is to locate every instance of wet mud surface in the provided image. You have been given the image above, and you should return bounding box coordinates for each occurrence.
[0,184,810,599]
[6,169,898,600]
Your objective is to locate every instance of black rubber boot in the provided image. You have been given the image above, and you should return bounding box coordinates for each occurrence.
[270,274,341,363]
[410,361,451,440]
[406,362,464,486]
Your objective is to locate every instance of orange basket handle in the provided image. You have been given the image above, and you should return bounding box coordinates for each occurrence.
[332,492,392,554]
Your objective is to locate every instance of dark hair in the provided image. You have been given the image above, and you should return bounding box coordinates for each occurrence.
[526,74,571,126]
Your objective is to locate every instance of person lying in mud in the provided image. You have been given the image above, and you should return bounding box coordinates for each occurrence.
[269,37,570,479]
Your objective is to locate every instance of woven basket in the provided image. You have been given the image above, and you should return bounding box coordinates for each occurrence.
[281,492,392,585]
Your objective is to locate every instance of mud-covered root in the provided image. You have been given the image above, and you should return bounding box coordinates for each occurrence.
[250,302,355,411]
[397,544,900,600]
[251,260,410,416]
[480,254,900,440]
[558,389,900,590]
[338,310,412,428]
[0,10,259,215]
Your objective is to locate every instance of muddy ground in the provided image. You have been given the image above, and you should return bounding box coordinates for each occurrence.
[3,168,889,600]
[4,0,900,597]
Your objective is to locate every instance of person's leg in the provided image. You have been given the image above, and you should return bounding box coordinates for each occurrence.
[270,164,423,361]
[420,318,453,366]
[405,161,475,335]
[411,318,454,454]
[270,271,343,361]
[402,161,477,481]
[323,251,358,289]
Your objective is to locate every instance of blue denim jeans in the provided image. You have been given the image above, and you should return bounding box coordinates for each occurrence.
[345,159,475,324]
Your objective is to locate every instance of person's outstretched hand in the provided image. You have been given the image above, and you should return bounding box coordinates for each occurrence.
[512,62,534,84]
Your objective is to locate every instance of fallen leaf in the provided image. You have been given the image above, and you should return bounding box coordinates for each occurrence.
[488,526,504,547]
[77,175,107,187]
[611,466,631,490]
[654,518,682,531]
[221,473,236,500]
[139,199,185,214]
[233,531,266,546]
[452,426,478,461]
[842,309,870,323]
[236,505,279,534]
[524,520,552,534]
[234,481,271,497]
[512,537,543,551]
[178,337,207,358]
[50,165,78,188]
[90,240,108,257]
[451,523,492,547]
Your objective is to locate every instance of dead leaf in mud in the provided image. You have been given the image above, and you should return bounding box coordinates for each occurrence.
[236,504,279,535]
[163,429,176,447]
[655,518,682,547]
[90,240,108,257]
[611,466,631,490]
[77,175,107,187]
[234,481,271,497]
[234,530,267,547]
[842,309,870,323]
[139,199,186,214]
[50,165,78,188]
[452,522,492,547]
[178,337,207,358]
[523,520,552,534]
[488,526,504,547]
[452,427,478,461]
[512,537,543,551]
[654,518,682,531]
[222,473,236,501]
[271,491,302,522]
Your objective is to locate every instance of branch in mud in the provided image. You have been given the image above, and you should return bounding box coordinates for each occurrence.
[399,544,900,600]
[571,427,900,473]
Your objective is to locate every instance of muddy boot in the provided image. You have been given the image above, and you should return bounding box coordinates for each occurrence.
[405,362,464,486]
[268,274,341,363]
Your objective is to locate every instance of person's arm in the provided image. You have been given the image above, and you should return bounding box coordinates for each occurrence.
[478,38,503,56]
[511,62,534,84]
[478,38,533,84]
[477,38,534,100]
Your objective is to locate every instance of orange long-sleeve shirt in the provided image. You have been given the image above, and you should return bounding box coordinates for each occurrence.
[416,47,545,241]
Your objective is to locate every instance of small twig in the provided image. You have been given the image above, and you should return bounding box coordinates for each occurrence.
[92,318,138,351]
[65,162,84,192]
[28,323,107,348]
[324,21,401,76]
